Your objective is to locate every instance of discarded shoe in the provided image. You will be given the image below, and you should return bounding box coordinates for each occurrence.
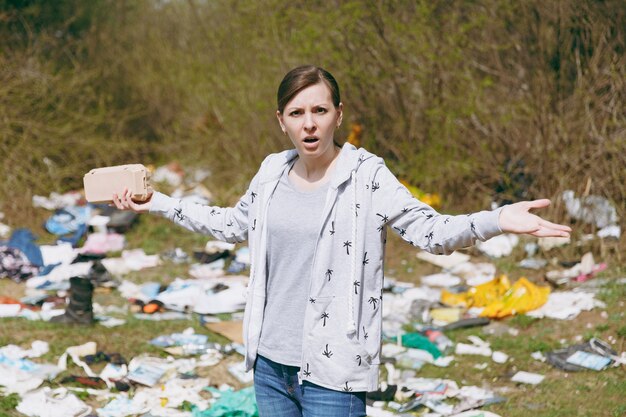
[50,276,95,325]
[367,384,397,401]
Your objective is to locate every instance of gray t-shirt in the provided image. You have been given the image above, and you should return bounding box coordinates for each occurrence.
[257,167,329,366]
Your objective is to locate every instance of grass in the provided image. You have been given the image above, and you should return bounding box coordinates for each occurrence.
[0,395,19,415]
[382,234,626,417]
[1,206,626,416]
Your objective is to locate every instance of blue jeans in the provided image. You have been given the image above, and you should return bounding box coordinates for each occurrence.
[253,355,366,417]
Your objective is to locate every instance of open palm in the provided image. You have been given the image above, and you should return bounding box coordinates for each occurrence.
[499,199,571,238]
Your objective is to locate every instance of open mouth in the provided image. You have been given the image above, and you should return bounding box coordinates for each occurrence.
[303,137,319,143]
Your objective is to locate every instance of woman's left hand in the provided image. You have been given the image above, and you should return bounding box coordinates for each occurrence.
[499,199,572,238]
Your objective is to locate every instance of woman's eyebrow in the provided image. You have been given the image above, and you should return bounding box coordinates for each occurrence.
[287,102,331,111]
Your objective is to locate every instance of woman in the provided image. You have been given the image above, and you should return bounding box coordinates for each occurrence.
[114,65,571,417]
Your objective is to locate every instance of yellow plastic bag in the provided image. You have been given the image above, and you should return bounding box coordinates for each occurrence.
[479,277,550,318]
[441,275,511,307]
[441,275,550,318]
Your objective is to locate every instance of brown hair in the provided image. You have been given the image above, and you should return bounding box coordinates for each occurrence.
[277,65,341,114]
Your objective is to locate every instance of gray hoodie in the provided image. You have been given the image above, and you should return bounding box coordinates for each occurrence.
[150,143,503,392]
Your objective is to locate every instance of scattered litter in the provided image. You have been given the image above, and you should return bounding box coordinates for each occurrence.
[152,163,184,186]
[45,206,92,237]
[0,340,49,359]
[189,262,226,279]
[597,224,621,239]
[526,290,604,320]
[234,246,251,266]
[0,245,40,281]
[0,363,45,394]
[562,190,619,229]
[0,303,22,317]
[127,358,168,387]
[57,342,98,377]
[511,371,544,385]
[476,234,519,258]
[451,262,496,287]
[204,320,244,344]
[455,336,492,357]
[196,386,257,417]
[228,361,253,383]
[0,212,10,238]
[134,311,190,321]
[519,258,547,270]
[7,228,44,266]
[162,247,190,264]
[27,262,93,289]
[442,317,490,331]
[96,396,146,417]
[393,332,442,358]
[524,242,539,257]
[491,351,508,363]
[101,249,160,275]
[417,251,471,269]
[87,215,110,233]
[0,348,61,381]
[32,191,82,210]
[107,377,211,415]
[2,166,620,417]
[537,236,571,251]
[79,233,125,254]
[547,337,624,371]
[97,316,126,327]
[40,242,77,266]
[546,252,607,285]
[16,387,91,417]
[153,277,247,314]
[566,351,612,370]
[421,272,462,287]
[150,328,208,348]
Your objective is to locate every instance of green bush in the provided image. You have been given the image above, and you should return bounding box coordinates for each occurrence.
[1,0,624,232]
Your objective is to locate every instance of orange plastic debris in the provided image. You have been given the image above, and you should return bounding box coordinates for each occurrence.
[346,123,363,147]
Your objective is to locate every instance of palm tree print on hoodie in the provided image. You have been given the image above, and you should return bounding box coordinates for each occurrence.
[321,312,329,326]
[343,241,352,254]
[325,269,333,281]
[322,344,333,358]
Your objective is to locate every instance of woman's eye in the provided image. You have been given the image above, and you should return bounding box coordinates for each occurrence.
[316,108,327,113]
[290,110,301,116]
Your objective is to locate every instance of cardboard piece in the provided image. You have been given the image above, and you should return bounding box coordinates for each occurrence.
[204,321,244,344]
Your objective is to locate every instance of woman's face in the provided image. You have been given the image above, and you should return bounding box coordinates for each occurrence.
[277,82,343,160]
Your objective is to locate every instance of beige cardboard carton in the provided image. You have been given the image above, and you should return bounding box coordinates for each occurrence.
[83,164,152,203]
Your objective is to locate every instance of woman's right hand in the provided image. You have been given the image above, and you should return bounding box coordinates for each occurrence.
[112,187,153,213]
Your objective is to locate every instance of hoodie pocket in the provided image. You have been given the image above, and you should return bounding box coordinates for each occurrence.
[303,295,372,390]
